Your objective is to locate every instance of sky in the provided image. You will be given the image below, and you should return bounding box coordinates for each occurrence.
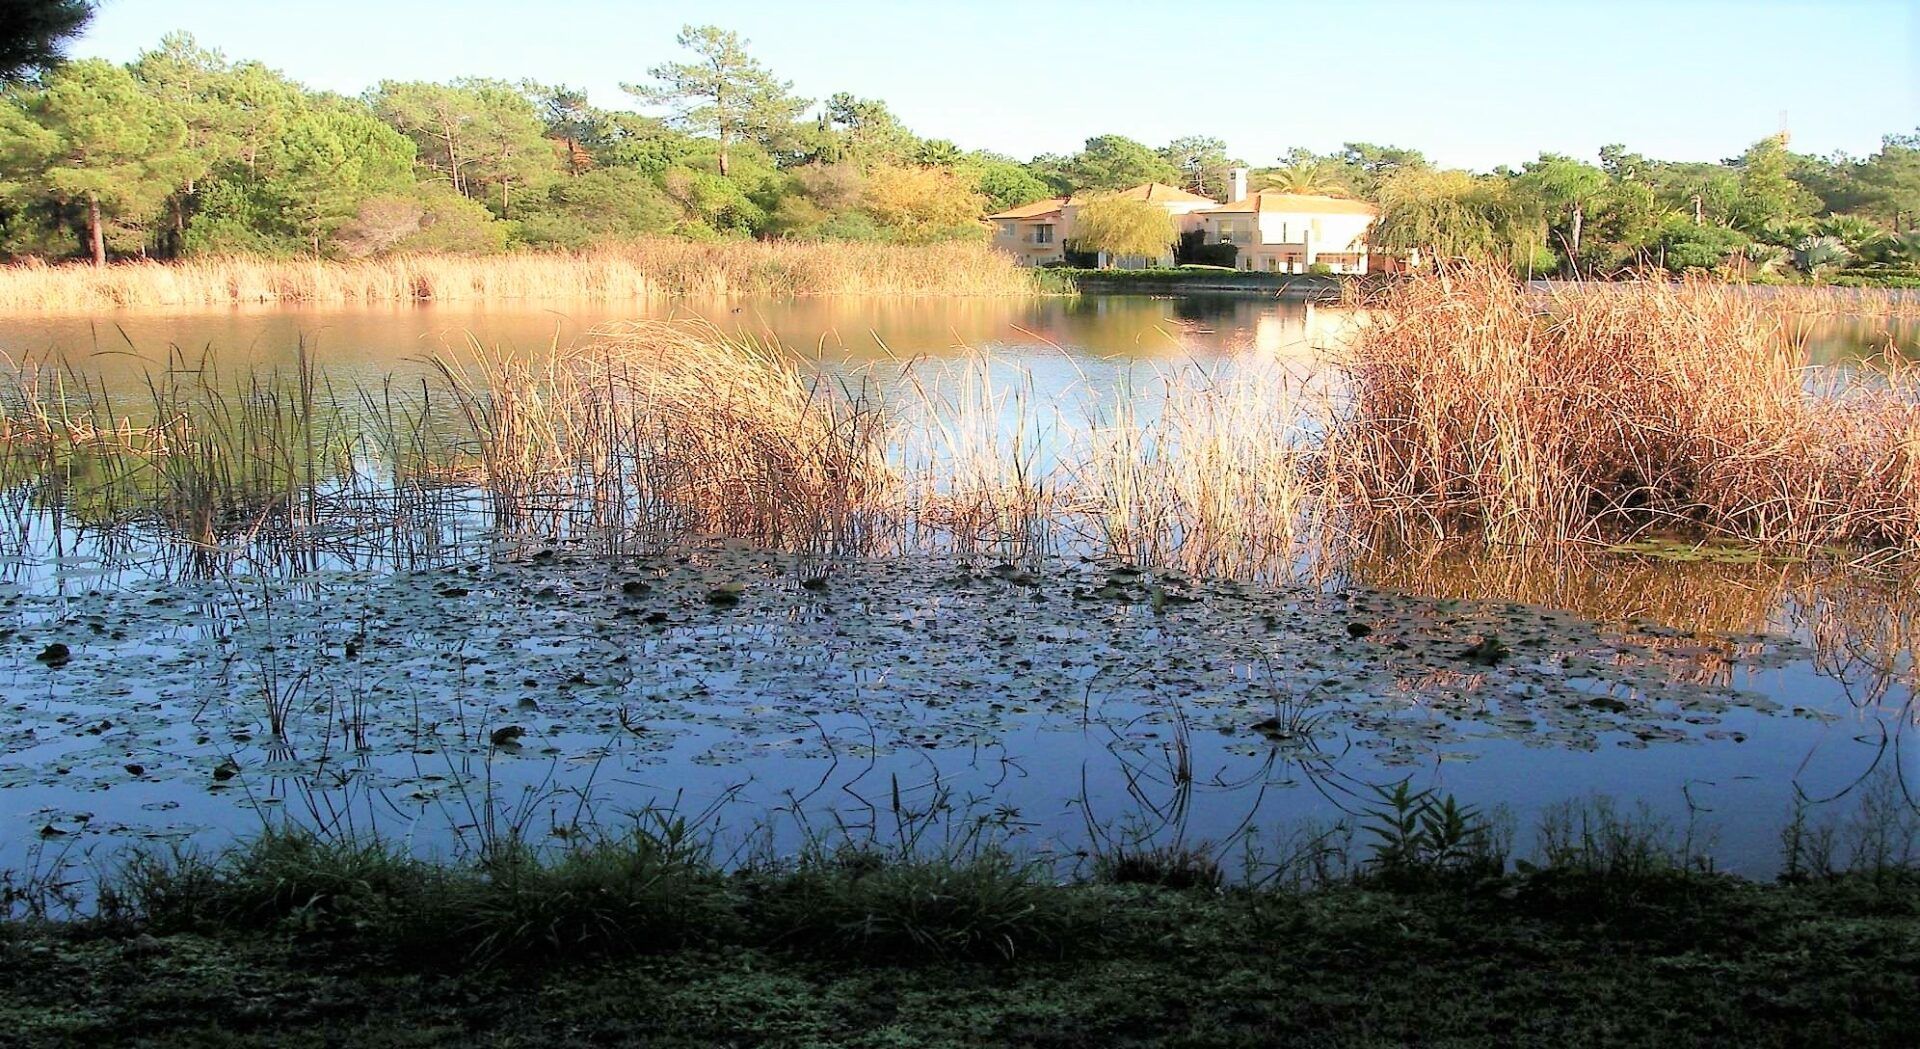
[67,0,1920,172]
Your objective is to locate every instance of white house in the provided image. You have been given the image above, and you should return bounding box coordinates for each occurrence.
[1195,167,1378,274]
[990,167,1383,273]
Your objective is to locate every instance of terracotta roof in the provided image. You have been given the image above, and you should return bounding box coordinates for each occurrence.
[987,197,1068,220]
[1099,182,1219,205]
[1201,192,1378,216]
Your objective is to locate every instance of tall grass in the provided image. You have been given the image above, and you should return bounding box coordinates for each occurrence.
[1,267,1916,572]
[0,240,1039,312]
[431,323,899,555]
[1330,266,1920,552]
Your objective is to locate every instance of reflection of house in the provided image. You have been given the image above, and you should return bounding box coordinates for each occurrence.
[990,168,1383,273]
[1196,168,1378,274]
[989,183,1218,267]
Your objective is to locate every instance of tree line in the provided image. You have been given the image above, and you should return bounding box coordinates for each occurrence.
[0,22,1915,282]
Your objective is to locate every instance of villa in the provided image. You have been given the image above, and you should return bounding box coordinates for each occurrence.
[988,167,1380,273]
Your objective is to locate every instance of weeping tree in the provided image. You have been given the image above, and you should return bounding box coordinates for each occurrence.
[1372,168,1534,266]
[1068,194,1176,266]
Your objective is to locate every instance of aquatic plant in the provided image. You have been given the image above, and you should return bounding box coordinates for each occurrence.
[1330,265,1920,552]
[0,240,1039,311]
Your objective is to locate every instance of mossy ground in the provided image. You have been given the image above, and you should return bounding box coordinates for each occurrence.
[4,871,1916,1048]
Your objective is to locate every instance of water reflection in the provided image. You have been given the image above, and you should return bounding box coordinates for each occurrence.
[0,294,1914,881]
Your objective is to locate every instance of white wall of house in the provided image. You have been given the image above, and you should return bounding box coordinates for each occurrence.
[1200,207,1375,274]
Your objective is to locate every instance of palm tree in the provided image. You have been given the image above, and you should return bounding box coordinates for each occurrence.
[1816,215,1890,259]
[1790,235,1852,277]
[1884,230,1920,267]
[1255,159,1353,197]
[1738,241,1789,278]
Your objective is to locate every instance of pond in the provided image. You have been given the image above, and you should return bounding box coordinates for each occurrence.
[0,293,1915,888]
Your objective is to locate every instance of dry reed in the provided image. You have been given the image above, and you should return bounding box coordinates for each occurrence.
[3,267,1917,576]
[1330,266,1920,553]
[0,240,1038,312]
[430,323,898,554]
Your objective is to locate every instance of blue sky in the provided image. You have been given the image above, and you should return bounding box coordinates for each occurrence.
[71,0,1919,171]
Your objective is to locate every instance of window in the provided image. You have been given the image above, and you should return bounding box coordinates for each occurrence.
[998,222,1015,238]
[1033,224,1054,245]
[1217,221,1236,244]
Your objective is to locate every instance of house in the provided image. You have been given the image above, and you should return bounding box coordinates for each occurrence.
[988,182,1219,267]
[1195,168,1378,274]
[987,196,1070,266]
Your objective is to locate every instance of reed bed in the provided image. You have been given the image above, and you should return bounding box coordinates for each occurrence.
[1761,283,1920,320]
[1331,266,1920,552]
[430,324,899,555]
[0,240,1038,312]
[2,267,1918,576]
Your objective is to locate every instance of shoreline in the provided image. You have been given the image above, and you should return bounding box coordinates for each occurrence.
[5,831,1916,1047]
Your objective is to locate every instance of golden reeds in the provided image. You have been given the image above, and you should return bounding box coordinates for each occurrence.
[1,267,1916,574]
[1330,266,1920,553]
[430,323,898,554]
[0,240,1039,312]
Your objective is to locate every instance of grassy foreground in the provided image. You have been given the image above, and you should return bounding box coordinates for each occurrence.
[3,824,1918,1047]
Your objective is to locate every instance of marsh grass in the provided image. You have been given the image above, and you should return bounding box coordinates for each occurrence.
[1332,266,1920,552]
[59,782,1916,973]
[0,241,1038,311]
[430,322,899,555]
[1,268,1917,578]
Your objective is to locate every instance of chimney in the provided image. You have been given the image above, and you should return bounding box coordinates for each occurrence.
[1228,167,1248,203]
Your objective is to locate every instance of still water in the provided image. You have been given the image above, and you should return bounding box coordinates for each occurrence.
[0,294,1913,885]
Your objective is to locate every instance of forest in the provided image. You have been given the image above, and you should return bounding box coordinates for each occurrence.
[1,24,1916,283]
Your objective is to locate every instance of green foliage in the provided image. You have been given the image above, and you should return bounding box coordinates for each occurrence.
[1059,133,1182,192]
[1176,229,1238,267]
[1360,781,1505,884]
[1373,168,1528,263]
[623,25,808,178]
[1791,234,1853,277]
[368,78,551,216]
[512,168,678,248]
[962,154,1053,213]
[0,0,93,81]
[1729,134,1819,237]
[0,24,1910,282]
[1656,216,1749,272]
[752,848,1088,960]
[1257,156,1356,196]
[0,57,188,262]
[1159,134,1238,198]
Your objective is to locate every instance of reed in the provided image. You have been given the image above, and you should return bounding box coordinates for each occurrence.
[0,240,1039,312]
[3,269,1917,576]
[1330,265,1920,552]
[430,323,900,555]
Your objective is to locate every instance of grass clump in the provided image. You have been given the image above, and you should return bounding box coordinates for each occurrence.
[1332,264,1920,552]
[745,847,1097,961]
[432,322,898,554]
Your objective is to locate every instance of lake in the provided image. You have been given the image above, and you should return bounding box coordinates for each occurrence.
[0,293,1915,888]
